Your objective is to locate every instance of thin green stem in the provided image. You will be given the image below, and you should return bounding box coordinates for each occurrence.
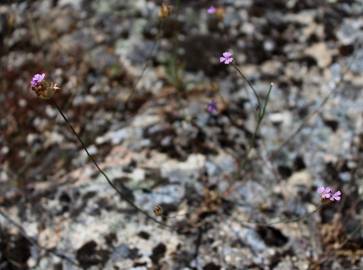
[238,83,273,171]
[52,100,170,228]
[233,202,325,228]
[232,63,261,109]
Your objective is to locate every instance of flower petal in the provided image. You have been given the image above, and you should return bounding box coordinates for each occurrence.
[223,52,232,58]
[208,6,216,14]
[225,58,233,64]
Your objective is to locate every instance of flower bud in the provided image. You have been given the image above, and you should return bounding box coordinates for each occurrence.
[215,7,225,20]
[153,205,163,216]
[159,3,172,19]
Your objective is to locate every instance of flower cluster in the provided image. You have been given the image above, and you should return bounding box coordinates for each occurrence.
[31,73,45,87]
[317,186,342,201]
[30,73,60,99]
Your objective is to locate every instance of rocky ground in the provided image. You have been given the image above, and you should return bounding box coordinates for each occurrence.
[1,0,363,269]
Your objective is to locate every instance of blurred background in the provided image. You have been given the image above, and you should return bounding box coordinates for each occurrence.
[1,0,363,269]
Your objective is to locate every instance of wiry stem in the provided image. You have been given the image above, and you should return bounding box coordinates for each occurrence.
[0,209,79,267]
[239,83,273,171]
[51,100,170,228]
[232,63,261,109]
[231,202,325,229]
[214,63,273,179]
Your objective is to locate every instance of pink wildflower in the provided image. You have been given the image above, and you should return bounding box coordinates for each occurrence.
[207,6,216,14]
[220,52,233,65]
[30,73,60,99]
[317,186,332,199]
[317,186,342,202]
[31,73,45,87]
[330,190,342,201]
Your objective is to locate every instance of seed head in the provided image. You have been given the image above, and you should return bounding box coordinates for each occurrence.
[215,7,225,20]
[159,3,173,19]
[153,205,163,216]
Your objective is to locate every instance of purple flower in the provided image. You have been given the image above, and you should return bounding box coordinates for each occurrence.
[317,186,342,202]
[207,6,216,14]
[207,99,217,113]
[30,73,60,99]
[317,186,332,199]
[220,52,233,64]
[31,73,45,87]
[330,190,342,201]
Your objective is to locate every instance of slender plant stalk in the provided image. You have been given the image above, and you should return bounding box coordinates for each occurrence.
[51,100,170,228]
[192,226,204,269]
[214,64,273,179]
[231,203,325,229]
[238,83,273,171]
[0,209,79,267]
[232,63,261,109]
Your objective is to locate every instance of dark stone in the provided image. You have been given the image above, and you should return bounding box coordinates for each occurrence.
[293,155,306,171]
[76,240,109,268]
[256,226,288,247]
[323,118,339,132]
[137,231,150,240]
[133,261,147,267]
[150,243,167,265]
[104,232,118,247]
[203,262,221,270]
[59,191,71,203]
[277,165,292,178]
[2,234,31,270]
